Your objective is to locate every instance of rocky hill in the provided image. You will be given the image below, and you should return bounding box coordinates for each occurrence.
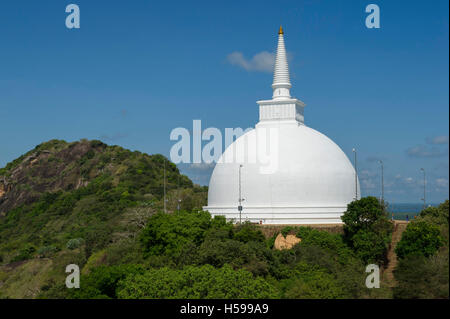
[1,139,105,214]
[0,139,204,215]
[0,139,207,297]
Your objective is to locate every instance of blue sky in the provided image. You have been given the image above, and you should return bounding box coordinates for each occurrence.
[0,0,448,204]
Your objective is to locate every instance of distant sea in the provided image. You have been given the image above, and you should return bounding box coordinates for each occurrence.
[387,203,439,221]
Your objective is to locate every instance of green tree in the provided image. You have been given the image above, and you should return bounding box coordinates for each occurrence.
[283,271,345,299]
[393,200,449,299]
[393,253,449,299]
[351,230,388,264]
[341,196,386,237]
[395,220,444,259]
[71,264,145,299]
[233,222,265,243]
[140,210,213,257]
[271,244,366,299]
[117,264,278,299]
[341,197,393,265]
[419,200,449,232]
[197,238,270,276]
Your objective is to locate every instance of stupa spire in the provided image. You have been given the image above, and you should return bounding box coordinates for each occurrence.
[272,26,291,100]
[256,27,305,125]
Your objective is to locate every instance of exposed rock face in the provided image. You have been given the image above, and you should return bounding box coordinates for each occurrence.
[0,139,199,218]
[0,140,107,215]
[0,182,5,198]
[274,233,301,250]
[0,179,11,199]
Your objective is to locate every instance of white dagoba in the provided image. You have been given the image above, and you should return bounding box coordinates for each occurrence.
[203,27,360,224]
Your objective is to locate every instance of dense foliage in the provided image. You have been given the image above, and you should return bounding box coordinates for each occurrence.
[393,253,449,299]
[0,140,206,298]
[0,140,448,299]
[395,221,444,259]
[51,210,371,299]
[71,264,145,299]
[117,264,277,299]
[0,140,206,263]
[393,200,449,299]
[341,196,393,265]
[140,210,220,257]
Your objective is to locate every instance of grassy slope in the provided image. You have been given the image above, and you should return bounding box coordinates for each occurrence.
[0,139,207,298]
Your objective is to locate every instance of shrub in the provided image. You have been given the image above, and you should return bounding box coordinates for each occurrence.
[341,196,386,237]
[11,245,36,262]
[341,197,393,265]
[351,230,389,264]
[271,245,366,298]
[71,264,145,299]
[67,238,84,250]
[395,221,444,259]
[283,271,345,299]
[140,210,223,257]
[281,226,296,237]
[393,253,449,299]
[266,232,278,249]
[233,222,265,243]
[296,227,353,262]
[197,238,270,276]
[117,264,278,299]
[419,200,449,227]
[90,140,106,148]
[37,245,58,258]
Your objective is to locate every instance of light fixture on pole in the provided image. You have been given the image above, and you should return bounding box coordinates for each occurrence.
[238,164,244,224]
[163,159,167,213]
[352,148,358,200]
[177,173,181,212]
[420,168,426,209]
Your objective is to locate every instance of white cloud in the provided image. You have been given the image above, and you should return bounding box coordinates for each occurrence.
[436,178,448,188]
[361,179,376,190]
[406,145,448,158]
[227,51,275,73]
[406,135,449,158]
[392,174,418,188]
[359,169,379,191]
[426,135,449,145]
[366,156,385,163]
[360,169,377,178]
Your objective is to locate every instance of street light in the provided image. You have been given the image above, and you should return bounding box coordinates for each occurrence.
[352,148,358,200]
[177,174,181,212]
[379,160,384,205]
[420,168,426,209]
[238,164,244,224]
[163,159,167,213]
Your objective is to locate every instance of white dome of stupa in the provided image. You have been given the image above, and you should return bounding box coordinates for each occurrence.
[204,27,360,224]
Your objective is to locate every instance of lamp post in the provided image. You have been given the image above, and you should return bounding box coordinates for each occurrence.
[352,148,358,200]
[163,159,167,213]
[420,168,426,209]
[238,164,244,224]
[177,173,181,212]
[379,160,384,205]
